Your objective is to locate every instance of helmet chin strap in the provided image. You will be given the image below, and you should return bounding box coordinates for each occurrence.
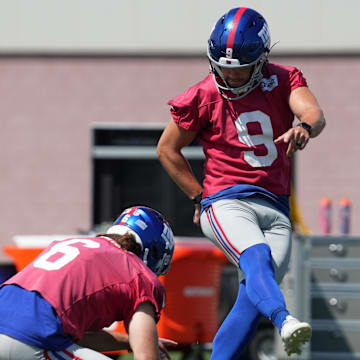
[209,56,267,101]
[211,65,256,101]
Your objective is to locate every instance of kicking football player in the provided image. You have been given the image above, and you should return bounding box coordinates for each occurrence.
[0,206,176,360]
[157,7,325,358]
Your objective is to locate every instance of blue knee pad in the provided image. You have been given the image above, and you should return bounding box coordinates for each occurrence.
[239,243,289,330]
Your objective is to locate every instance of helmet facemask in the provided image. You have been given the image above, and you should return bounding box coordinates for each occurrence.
[208,47,268,100]
[143,241,172,276]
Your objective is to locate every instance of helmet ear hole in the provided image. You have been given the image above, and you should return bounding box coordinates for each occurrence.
[152,245,159,260]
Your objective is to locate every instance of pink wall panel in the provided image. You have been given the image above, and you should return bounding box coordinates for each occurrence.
[290,57,360,236]
[0,56,357,260]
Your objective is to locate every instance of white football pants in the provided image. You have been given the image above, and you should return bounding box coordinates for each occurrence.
[200,196,292,283]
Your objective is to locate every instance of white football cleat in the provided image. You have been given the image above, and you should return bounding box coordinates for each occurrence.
[280,315,312,356]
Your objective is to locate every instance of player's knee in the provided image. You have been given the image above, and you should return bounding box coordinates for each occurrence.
[239,243,274,276]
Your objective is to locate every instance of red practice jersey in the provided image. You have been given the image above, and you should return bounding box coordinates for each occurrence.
[4,237,165,341]
[168,63,307,197]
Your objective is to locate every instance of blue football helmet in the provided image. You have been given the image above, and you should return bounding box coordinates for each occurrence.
[107,206,175,276]
[207,7,271,100]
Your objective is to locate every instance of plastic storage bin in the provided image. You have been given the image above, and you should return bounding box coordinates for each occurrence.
[157,239,227,345]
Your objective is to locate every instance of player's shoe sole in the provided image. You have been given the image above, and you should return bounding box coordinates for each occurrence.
[281,316,312,356]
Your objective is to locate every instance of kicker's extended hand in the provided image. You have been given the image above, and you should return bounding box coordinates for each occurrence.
[274,126,310,156]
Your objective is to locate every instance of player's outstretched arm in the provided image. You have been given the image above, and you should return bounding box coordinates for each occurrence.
[274,86,326,156]
[77,329,130,352]
[288,86,326,138]
[77,318,177,357]
[77,329,177,358]
[128,302,161,360]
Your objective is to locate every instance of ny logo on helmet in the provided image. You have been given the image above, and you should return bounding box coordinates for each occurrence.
[258,23,270,49]
[161,223,174,250]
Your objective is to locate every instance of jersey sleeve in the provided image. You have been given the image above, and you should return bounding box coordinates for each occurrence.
[277,66,308,100]
[122,273,165,331]
[168,87,209,131]
[288,67,307,91]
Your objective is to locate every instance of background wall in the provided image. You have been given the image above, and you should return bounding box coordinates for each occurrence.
[0,0,359,54]
[0,1,359,261]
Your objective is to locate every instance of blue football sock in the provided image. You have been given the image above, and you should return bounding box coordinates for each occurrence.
[271,307,291,333]
[239,243,289,332]
[210,281,262,360]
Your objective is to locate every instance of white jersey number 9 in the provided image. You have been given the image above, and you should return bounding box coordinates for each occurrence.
[235,110,278,167]
[33,239,100,271]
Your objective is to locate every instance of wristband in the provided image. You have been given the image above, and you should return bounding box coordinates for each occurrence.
[297,122,312,137]
[192,193,203,204]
